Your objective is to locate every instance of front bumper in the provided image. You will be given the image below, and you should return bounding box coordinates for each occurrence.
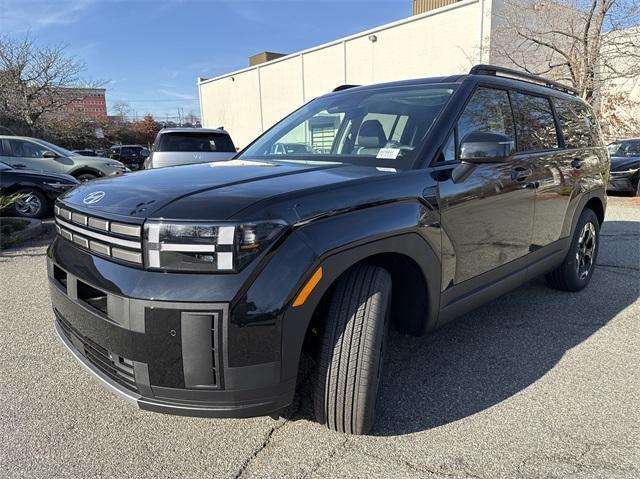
[607,170,639,192]
[48,254,295,418]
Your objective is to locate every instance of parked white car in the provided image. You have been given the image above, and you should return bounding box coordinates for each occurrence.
[144,128,236,169]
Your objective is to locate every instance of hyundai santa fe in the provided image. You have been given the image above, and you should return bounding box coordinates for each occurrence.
[48,65,608,435]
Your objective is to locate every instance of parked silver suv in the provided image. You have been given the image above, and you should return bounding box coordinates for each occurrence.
[144,128,236,169]
[0,136,126,181]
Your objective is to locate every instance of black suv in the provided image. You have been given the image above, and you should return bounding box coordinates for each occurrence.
[48,65,608,435]
[607,139,640,196]
[108,144,149,170]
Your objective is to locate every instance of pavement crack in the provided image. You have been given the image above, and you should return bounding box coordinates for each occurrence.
[596,262,640,272]
[233,419,288,479]
[300,436,350,478]
[233,363,314,479]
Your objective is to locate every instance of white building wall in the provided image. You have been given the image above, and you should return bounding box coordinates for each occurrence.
[199,0,488,148]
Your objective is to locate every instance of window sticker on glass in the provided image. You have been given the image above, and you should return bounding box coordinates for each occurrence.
[376,148,400,159]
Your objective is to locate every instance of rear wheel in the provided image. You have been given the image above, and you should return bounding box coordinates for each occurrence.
[76,172,98,182]
[11,188,48,218]
[546,208,600,291]
[314,264,392,435]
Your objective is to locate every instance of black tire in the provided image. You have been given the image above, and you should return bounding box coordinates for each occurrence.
[10,188,48,218]
[314,264,392,435]
[76,172,98,182]
[546,208,600,291]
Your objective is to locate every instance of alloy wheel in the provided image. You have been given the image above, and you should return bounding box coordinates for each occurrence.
[576,222,596,280]
[15,193,42,217]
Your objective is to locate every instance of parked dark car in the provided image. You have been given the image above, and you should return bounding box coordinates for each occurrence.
[72,149,98,157]
[49,65,608,435]
[144,128,236,169]
[108,145,149,170]
[607,139,640,196]
[0,161,79,218]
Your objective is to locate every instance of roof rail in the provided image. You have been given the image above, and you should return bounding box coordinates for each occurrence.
[332,84,360,92]
[469,64,578,96]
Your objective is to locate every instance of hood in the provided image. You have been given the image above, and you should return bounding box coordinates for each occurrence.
[610,156,640,172]
[59,159,395,219]
[70,155,122,165]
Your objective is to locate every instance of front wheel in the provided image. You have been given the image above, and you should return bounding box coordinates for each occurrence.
[11,188,48,218]
[314,264,392,435]
[76,173,98,182]
[546,208,600,291]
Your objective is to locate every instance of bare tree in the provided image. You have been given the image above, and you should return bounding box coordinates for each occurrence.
[493,0,640,104]
[111,101,132,122]
[0,34,100,135]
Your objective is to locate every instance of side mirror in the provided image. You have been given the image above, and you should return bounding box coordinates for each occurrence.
[42,150,58,159]
[140,149,150,158]
[460,131,515,164]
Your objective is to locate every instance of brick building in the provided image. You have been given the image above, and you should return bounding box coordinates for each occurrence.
[61,88,107,119]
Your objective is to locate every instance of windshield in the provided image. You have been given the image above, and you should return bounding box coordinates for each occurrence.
[240,85,456,169]
[35,139,75,157]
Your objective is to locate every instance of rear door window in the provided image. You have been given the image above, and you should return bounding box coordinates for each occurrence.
[157,132,235,152]
[511,92,559,152]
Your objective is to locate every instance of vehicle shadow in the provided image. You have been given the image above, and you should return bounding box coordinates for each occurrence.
[291,220,639,436]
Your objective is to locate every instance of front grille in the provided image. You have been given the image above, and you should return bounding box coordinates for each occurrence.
[54,205,143,265]
[57,313,138,393]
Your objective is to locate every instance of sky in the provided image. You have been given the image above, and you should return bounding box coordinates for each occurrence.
[0,0,409,121]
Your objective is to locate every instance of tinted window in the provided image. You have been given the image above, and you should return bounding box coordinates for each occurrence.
[626,141,640,156]
[554,98,596,149]
[439,132,456,163]
[511,93,559,152]
[157,132,235,153]
[458,87,515,143]
[8,139,48,158]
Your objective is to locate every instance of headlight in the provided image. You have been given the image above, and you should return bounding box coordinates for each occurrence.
[104,161,124,168]
[44,181,77,189]
[144,220,287,272]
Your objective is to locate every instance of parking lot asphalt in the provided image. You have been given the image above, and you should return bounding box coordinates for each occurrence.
[1,196,638,479]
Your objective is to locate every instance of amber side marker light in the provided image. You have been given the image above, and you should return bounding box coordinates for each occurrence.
[293,267,323,307]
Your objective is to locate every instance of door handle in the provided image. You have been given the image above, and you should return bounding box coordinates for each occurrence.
[511,166,532,182]
[13,163,27,168]
[571,158,583,169]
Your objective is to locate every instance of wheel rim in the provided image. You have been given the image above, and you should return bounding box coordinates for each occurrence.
[576,222,596,280]
[15,193,41,216]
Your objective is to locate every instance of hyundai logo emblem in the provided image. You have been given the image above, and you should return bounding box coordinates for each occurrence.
[83,191,105,204]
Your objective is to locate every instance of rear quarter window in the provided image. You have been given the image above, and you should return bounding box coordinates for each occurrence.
[553,98,601,148]
[157,132,235,153]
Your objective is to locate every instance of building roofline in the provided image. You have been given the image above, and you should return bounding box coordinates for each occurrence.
[197,0,479,86]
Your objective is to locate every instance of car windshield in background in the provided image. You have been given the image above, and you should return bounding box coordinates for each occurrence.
[608,141,640,157]
[240,85,456,169]
[157,132,235,153]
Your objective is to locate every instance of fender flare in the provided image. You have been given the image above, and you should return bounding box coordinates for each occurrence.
[227,200,443,380]
[69,167,103,179]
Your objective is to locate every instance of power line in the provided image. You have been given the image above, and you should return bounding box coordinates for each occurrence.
[107,99,199,103]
